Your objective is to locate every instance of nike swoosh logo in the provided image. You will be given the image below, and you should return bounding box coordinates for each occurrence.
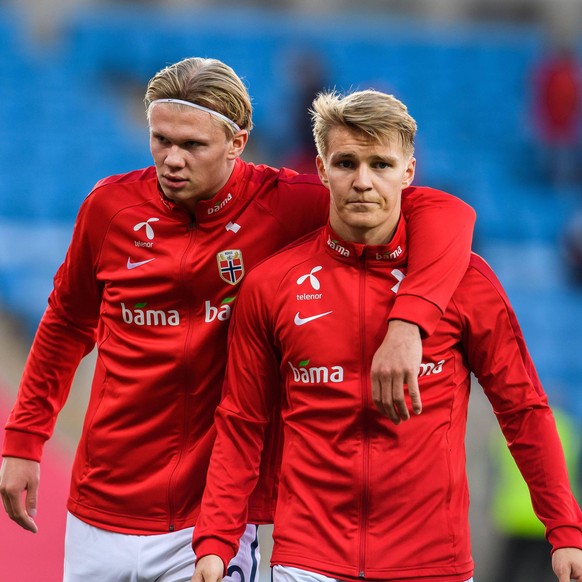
[127,257,156,270]
[294,311,333,326]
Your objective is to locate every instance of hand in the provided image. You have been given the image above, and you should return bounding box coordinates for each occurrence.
[552,547,582,581]
[0,456,40,533]
[191,554,224,582]
[370,319,422,424]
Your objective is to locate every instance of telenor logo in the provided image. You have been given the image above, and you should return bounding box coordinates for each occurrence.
[133,218,159,240]
[296,266,323,290]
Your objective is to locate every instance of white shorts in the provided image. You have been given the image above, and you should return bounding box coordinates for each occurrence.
[272,565,473,582]
[64,512,260,582]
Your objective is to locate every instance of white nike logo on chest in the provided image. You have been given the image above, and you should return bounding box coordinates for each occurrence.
[294,311,333,326]
[127,257,156,270]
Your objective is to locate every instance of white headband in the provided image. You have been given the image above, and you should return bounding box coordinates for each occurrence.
[150,98,241,132]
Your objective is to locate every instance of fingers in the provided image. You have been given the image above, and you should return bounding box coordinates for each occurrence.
[387,374,409,423]
[192,555,224,582]
[371,376,400,424]
[24,481,39,532]
[372,372,419,425]
[0,458,40,533]
[1,483,38,533]
[407,375,423,416]
[370,319,423,422]
[551,548,582,582]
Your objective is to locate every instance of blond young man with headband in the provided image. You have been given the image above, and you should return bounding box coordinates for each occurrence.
[1,59,475,581]
[192,89,582,582]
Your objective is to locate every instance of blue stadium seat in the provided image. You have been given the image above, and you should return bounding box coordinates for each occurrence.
[0,7,581,413]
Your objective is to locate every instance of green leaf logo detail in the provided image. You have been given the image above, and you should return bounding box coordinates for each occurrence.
[135,302,147,308]
[299,360,310,367]
[221,297,236,305]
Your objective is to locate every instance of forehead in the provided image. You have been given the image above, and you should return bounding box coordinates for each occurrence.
[326,126,404,158]
[148,102,227,140]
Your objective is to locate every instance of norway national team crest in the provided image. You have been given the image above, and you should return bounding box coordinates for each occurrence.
[217,249,245,285]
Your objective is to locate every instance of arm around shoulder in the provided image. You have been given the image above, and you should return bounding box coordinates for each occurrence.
[397,186,475,336]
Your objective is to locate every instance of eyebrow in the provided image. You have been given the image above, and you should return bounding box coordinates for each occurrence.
[330,151,356,161]
[330,151,398,163]
[151,131,208,145]
[370,154,398,163]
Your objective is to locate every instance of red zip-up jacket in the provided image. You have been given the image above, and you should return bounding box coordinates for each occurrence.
[3,159,475,534]
[194,221,582,581]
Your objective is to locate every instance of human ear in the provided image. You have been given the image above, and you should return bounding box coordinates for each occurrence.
[402,157,416,187]
[227,130,249,159]
[316,155,329,187]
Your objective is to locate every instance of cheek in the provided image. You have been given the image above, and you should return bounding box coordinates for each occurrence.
[151,145,168,165]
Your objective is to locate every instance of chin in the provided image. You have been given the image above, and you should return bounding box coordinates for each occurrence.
[347,219,379,230]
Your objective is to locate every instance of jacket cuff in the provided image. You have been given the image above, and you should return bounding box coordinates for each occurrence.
[1,430,46,462]
[548,526,582,552]
[194,538,236,575]
[389,294,443,338]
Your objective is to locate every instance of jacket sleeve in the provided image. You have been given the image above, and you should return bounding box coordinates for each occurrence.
[457,256,582,551]
[2,191,106,461]
[395,186,476,336]
[276,171,330,241]
[193,270,280,570]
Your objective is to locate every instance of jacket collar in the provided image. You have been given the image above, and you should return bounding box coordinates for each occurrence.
[156,158,245,225]
[321,217,407,267]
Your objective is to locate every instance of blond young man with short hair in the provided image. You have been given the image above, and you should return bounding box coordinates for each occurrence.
[193,90,582,582]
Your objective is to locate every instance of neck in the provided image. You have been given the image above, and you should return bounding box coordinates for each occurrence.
[329,218,399,246]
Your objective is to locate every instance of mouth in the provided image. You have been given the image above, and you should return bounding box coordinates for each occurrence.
[344,200,381,214]
[161,175,188,189]
[347,200,376,207]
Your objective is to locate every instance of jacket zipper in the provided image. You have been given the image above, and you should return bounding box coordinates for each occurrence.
[358,255,369,578]
[167,219,197,531]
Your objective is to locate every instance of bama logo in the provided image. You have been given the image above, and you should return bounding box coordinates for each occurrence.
[121,302,180,326]
[288,360,344,384]
[204,297,236,322]
[327,236,350,257]
[208,192,232,215]
[418,359,445,377]
[376,246,403,260]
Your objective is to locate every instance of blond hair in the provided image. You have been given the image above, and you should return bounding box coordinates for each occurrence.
[144,57,253,137]
[311,89,416,158]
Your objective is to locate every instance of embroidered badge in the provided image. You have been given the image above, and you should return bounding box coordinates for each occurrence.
[217,249,245,285]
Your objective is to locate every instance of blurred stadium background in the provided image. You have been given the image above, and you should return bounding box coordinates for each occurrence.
[1,0,582,579]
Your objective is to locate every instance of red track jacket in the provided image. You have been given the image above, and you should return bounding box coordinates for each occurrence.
[3,159,475,534]
[194,221,582,581]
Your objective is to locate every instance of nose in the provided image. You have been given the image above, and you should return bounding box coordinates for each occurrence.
[353,165,372,191]
[165,145,186,168]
